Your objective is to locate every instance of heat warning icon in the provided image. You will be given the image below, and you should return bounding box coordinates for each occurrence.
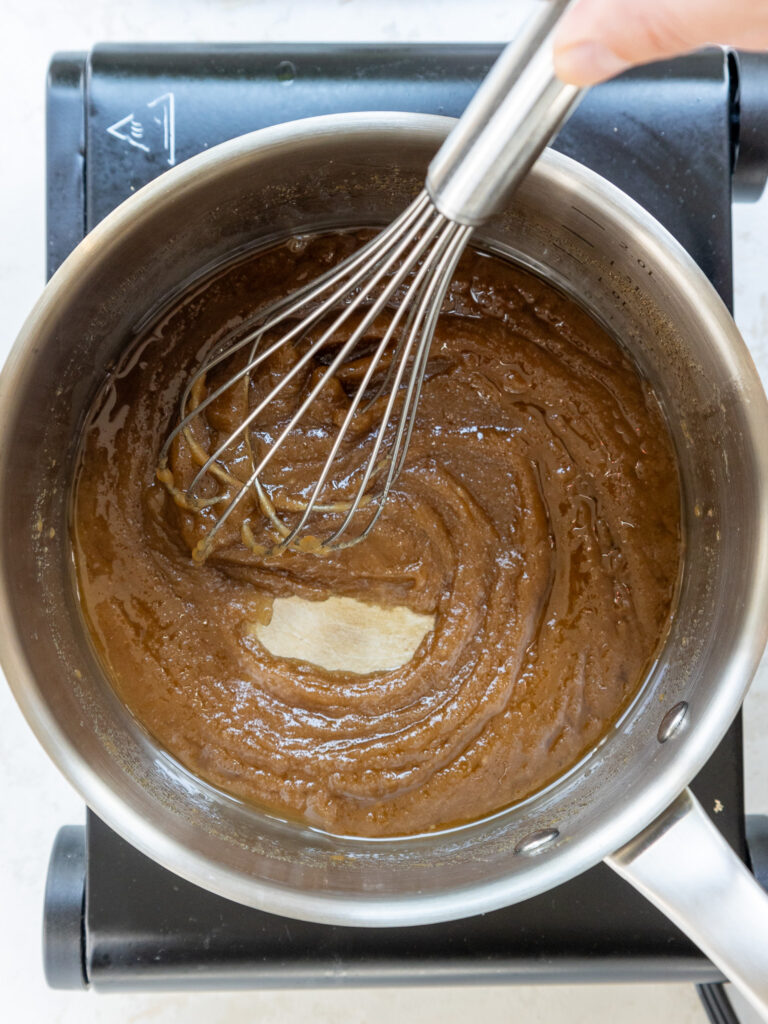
[106,92,176,166]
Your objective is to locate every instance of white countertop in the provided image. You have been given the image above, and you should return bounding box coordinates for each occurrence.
[1,1,767,1021]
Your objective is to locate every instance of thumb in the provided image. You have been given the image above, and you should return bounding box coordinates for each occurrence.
[554,0,768,86]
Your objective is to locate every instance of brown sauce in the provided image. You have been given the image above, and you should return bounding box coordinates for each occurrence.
[71,231,682,837]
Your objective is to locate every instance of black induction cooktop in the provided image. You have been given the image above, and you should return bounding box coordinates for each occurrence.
[42,44,768,1006]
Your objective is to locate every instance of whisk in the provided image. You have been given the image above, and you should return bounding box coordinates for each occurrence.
[158,0,582,561]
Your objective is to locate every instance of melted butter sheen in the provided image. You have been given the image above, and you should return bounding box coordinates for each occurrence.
[72,233,682,837]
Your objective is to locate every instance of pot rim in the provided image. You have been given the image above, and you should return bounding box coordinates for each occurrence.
[2,110,768,926]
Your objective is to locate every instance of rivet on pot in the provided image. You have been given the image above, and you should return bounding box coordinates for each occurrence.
[514,828,560,856]
[276,60,296,86]
[658,701,688,743]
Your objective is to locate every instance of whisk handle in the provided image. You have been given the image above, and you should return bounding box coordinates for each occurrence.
[426,0,584,226]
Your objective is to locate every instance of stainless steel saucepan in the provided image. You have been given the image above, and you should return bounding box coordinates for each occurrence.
[1,112,768,1014]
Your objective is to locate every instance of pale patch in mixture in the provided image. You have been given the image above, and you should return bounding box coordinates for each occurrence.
[250,595,435,674]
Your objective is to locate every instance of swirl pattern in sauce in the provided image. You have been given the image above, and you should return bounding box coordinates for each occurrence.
[72,232,681,837]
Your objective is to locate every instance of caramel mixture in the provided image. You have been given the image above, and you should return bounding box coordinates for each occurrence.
[72,232,682,837]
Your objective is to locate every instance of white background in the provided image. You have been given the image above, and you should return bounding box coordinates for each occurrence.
[1,1,767,1022]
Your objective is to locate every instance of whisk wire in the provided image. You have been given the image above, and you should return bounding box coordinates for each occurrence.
[188,197,443,497]
[193,200,453,555]
[327,221,472,548]
[389,223,474,485]
[276,220,466,549]
[323,219,467,547]
[161,193,477,558]
[160,192,432,468]
[184,197,440,499]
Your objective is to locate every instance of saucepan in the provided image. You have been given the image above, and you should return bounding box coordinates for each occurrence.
[1,113,768,1013]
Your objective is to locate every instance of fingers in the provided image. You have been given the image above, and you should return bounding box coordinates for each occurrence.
[553,0,768,86]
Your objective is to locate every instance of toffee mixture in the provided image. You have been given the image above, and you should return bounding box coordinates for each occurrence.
[72,232,682,837]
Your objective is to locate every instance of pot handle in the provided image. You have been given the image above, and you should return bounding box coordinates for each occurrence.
[606,788,768,1020]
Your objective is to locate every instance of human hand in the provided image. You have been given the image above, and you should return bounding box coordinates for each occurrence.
[554,0,768,86]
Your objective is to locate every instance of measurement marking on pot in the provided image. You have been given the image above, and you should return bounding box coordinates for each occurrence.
[657,701,688,743]
[570,204,606,231]
[565,226,595,249]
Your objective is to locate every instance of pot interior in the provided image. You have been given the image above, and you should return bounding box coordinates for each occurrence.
[1,113,766,925]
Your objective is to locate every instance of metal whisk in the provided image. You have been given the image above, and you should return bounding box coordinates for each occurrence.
[159,0,582,561]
